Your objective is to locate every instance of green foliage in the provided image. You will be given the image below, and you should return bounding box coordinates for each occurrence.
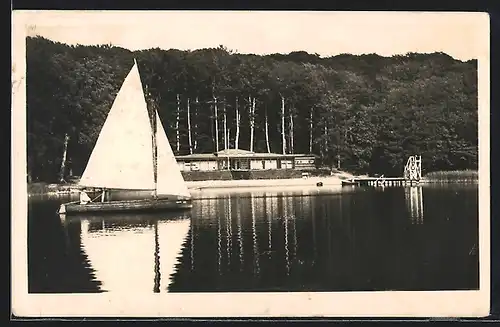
[26,36,478,181]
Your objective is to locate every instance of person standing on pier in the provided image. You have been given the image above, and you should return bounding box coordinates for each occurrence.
[79,190,92,205]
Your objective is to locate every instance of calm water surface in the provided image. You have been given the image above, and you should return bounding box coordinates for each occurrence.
[28,184,479,293]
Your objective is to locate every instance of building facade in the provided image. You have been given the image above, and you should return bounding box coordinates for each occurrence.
[175,149,316,172]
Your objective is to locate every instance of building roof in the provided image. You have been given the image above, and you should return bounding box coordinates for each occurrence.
[175,149,316,160]
[217,149,253,156]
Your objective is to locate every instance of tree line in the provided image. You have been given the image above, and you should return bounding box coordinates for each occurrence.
[26,36,478,182]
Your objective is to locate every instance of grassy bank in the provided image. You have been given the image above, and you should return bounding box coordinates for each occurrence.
[423,170,478,183]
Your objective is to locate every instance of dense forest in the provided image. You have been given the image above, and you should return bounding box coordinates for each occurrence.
[26,36,478,182]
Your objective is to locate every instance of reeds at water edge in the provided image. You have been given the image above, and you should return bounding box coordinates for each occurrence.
[423,170,478,183]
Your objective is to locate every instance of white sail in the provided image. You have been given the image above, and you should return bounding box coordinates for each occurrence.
[79,60,155,190]
[156,111,191,198]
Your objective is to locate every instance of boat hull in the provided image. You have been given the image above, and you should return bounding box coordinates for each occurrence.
[341,180,358,186]
[59,198,192,215]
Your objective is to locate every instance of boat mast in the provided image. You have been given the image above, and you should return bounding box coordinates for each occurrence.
[149,88,158,199]
[153,111,158,199]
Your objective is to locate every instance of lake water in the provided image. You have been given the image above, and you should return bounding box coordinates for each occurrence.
[27,184,479,293]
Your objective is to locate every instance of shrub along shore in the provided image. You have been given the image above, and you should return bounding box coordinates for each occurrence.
[422,170,478,183]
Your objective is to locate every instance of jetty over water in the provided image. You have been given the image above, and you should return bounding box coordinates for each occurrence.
[344,155,422,187]
[348,177,416,187]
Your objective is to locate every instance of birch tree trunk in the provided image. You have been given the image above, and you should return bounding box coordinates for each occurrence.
[187,97,193,154]
[339,128,348,169]
[213,95,219,152]
[194,97,199,151]
[248,96,252,151]
[223,97,228,150]
[323,123,328,158]
[309,108,313,153]
[176,94,180,152]
[58,133,69,182]
[265,104,271,153]
[250,96,256,152]
[289,109,294,154]
[281,94,286,155]
[235,97,240,149]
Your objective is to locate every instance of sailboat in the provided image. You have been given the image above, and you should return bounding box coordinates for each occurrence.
[58,59,192,215]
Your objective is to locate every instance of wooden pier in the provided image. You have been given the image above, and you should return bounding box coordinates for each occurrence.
[342,155,422,187]
[342,177,420,187]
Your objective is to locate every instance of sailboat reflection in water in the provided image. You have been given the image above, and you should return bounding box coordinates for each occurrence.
[61,212,191,293]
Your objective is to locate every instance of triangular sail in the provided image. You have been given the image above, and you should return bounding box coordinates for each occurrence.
[156,111,191,198]
[79,60,155,190]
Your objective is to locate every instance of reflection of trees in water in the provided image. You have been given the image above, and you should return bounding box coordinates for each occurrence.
[268,196,274,253]
[171,191,375,291]
[217,199,222,275]
[281,194,298,276]
[200,194,264,279]
[46,216,103,293]
[168,187,478,292]
[280,196,290,275]
[197,193,325,286]
[291,198,297,263]
[87,219,153,232]
[264,194,272,254]
[190,207,195,271]
[174,193,300,289]
[301,194,318,261]
[237,197,244,271]
[324,200,333,273]
[226,194,232,267]
[83,211,189,233]
[405,186,424,224]
[251,194,260,276]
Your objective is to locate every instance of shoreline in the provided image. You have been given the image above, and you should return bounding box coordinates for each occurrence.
[186,176,342,190]
[27,176,344,196]
[27,173,479,197]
